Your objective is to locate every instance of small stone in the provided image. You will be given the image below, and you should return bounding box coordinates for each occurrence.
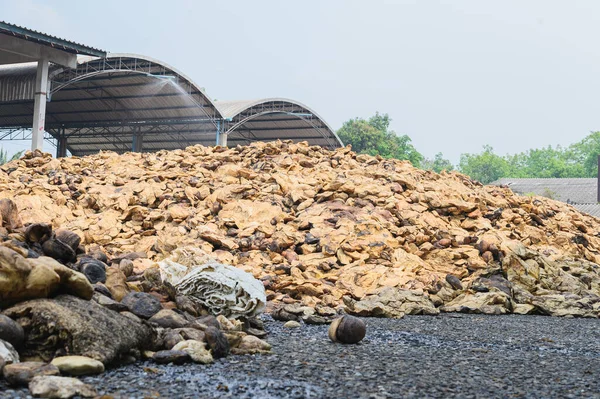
[283,320,301,328]
[50,355,105,376]
[205,326,230,359]
[29,375,97,398]
[0,314,24,349]
[0,339,19,366]
[93,283,113,298]
[231,335,272,355]
[194,315,220,330]
[303,314,330,325]
[162,330,184,350]
[176,327,206,342]
[223,331,246,348]
[119,259,134,277]
[93,293,128,312]
[216,315,243,331]
[445,274,463,290]
[172,340,213,364]
[121,291,162,319]
[175,295,200,317]
[152,350,191,365]
[79,259,107,284]
[2,362,60,386]
[246,327,268,338]
[149,309,188,329]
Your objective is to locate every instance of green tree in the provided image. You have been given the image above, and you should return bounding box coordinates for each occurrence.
[0,148,23,165]
[337,112,423,166]
[421,152,454,173]
[569,131,600,177]
[458,145,510,184]
[504,146,585,178]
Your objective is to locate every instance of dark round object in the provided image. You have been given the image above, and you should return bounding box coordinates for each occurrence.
[328,315,366,344]
[205,326,230,359]
[445,274,463,290]
[0,315,24,349]
[24,223,52,244]
[121,292,162,319]
[152,350,190,365]
[42,238,76,263]
[80,260,107,284]
[26,249,40,259]
[88,251,109,264]
[55,229,81,252]
[93,283,113,298]
[197,315,221,330]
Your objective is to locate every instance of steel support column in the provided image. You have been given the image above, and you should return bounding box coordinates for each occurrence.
[57,127,67,157]
[216,120,227,146]
[31,58,49,151]
[132,127,143,152]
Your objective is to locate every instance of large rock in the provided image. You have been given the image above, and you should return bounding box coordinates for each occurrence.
[2,362,60,386]
[440,292,512,314]
[3,295,154,365]
[29,375,97,398]
[0,247,93,307]
[344,287,440,318]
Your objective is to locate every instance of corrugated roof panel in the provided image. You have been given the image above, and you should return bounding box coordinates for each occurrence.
[0,21,106,56]
[492,178,597,204]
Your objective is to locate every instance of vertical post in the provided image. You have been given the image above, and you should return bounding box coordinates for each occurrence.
[597,154,600,203]
[216,120,227,147]
[132,127,143,152]
[57,127,67,158]
[218,132,228,147]
[215,120,221,146]
[32,58,49,151]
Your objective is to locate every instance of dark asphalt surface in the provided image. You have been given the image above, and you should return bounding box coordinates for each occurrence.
[2,314,600,398]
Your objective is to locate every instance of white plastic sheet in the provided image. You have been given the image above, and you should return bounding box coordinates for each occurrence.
[158,248,266,318]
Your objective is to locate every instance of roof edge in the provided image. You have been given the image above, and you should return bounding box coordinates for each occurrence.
[0,21,106,57]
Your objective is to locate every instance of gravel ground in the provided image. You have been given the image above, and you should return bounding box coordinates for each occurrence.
[2,314,600,398]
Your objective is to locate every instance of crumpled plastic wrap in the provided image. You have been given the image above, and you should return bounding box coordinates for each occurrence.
[158,248,266,318]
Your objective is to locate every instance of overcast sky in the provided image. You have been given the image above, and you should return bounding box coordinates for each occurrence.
[2,0,600,164]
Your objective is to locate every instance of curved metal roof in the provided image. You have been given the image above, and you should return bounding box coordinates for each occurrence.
[0,54,342,155]
[216,98,342,149]
[0,53,221,154]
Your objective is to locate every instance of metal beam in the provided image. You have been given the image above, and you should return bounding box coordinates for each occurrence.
[0,34,77,68]
[47,91,204,103]
[45,117,216,129]
[232,125,326,132]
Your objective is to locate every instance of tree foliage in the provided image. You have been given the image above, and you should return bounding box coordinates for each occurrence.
[337,112,423,167]
[458,145,510,184]
[457,132,600,183]
[336,113,600,184]
[421,152,454,173]
[0,149,23,165]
